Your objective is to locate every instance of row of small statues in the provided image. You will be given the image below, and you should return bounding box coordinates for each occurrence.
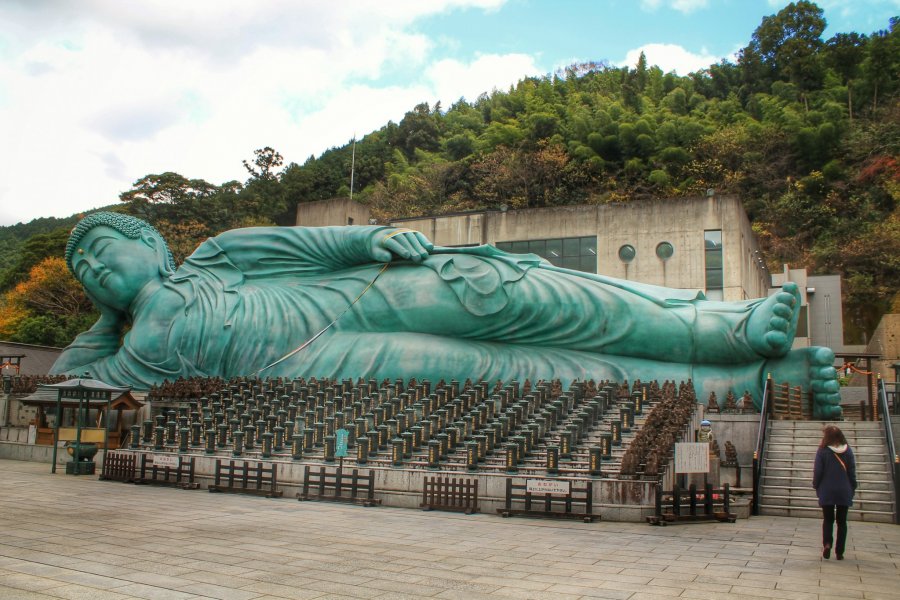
[618,380,698,478]
[147,376,233,400]
[145,373,630,405]
[712,439,739,467]
[707,390,757,413]
[7,374,72,395]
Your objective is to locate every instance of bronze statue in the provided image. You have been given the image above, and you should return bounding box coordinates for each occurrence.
[52,212,842,418]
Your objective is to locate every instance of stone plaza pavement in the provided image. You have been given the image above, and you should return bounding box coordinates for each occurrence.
[0,459,897,600]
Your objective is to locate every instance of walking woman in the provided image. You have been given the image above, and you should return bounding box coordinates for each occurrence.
[813,425,857,560]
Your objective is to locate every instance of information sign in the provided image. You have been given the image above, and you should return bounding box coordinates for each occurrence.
[526,478,571,495]
[153,454,179,468]
[335,428,349,458]
[675,442,710,473]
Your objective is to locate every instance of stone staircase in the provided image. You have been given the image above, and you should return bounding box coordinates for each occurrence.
[758,420,896,523]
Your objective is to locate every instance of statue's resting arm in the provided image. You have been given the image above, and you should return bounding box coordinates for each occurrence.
[204,225,393,279]
[51,310,124,373]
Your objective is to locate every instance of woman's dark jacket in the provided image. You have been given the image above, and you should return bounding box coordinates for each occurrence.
[813,445,857,507]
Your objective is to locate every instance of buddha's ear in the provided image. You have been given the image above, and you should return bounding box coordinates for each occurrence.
[139,228,174,276]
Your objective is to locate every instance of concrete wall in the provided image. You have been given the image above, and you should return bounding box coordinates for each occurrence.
[705,413,759,468]
[868,314,900,381]
[807,275,846,353]
[0,395,38,427]
[392,196,770,301]
[0,341,62,376]
[0,441,753,521]
[0,436,70,465]
[296,197,373,227]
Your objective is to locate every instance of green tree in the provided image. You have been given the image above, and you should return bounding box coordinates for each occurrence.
[863,20,900,112]
[396,103,442,158]
[120,172,221,225]
[0,228,69,290]
[826,32,866,120]
[741,1,826,110]
[241,147,289,224]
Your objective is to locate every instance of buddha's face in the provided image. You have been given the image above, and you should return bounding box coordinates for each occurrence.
[70,225,164,311]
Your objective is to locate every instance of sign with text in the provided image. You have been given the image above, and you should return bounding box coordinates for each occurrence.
[526,478,571,496]
[153,454,180,468]
[675,443,710,473]
[335,428,349,458]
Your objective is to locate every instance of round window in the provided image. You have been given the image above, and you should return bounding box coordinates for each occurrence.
[656,242,674,260]
[618,244,636,263]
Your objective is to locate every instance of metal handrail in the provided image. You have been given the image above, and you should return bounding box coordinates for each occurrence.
[751,376,773,516]
[884,381,899,416]
[876,377,900,524]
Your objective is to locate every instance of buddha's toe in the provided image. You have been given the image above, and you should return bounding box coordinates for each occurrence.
[749,283,801,358]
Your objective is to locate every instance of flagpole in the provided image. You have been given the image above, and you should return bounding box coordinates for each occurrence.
[349,133,356,200]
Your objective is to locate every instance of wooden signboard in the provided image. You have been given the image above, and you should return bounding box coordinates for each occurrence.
[675,442,710,474]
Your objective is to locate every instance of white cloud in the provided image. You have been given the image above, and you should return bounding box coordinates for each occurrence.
[619,43,719,75]
[0,0,517,226]
[428,54,542,104]
[641,0,709,13]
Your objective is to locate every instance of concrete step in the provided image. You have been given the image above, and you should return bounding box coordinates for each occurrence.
[765,449,887,460]
[766,433,884,452]
[761,474,894,491]
[768,443,888,452]
[766,435,886,445]
[758,504,895,523]
[762,463,889,476]
[759,485,893,502]
[769,420,884,427]
[768,430,885,438]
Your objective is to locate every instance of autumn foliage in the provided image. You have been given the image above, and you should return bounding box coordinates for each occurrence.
[0,257,96,347]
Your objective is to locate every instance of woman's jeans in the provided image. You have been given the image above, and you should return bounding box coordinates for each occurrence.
[822,505,849,555]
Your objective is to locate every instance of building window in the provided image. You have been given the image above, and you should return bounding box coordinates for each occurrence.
[496,236,597,273]
[618,244,636,263]
[656,241,674,260]
[704,230,723,301]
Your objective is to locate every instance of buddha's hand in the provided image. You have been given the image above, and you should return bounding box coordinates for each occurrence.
[84,288,127,335]
[371,228,434,263]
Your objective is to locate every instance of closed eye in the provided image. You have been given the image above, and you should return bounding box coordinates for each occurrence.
[74,260,90,281]
[93,239,113,257]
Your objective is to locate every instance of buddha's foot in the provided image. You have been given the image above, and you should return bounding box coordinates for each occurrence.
[748,282,801,358]
[765,346,841,419]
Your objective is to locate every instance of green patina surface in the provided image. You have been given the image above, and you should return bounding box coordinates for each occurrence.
[52,212,842,418]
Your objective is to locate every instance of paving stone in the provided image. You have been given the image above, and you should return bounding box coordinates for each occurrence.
[1,458,899,600]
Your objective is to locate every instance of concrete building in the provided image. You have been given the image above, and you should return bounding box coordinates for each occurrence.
[298,194,771,301]
[297,195,857,354]
[296,197,376,229]
[770,268,848,353]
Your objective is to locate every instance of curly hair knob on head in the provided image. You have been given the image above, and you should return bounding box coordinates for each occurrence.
[65,211,176,274]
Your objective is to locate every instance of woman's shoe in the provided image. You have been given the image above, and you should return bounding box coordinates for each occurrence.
[836,554,844,560]
[823,545,831,559]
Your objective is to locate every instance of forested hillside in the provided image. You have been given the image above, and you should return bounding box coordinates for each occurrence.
[0,1,897,348]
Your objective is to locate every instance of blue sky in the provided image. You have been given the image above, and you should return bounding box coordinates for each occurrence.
[0,0,896,226]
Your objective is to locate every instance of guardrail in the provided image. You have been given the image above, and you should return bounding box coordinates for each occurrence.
[877,377,899,524]
[751,376,773,516]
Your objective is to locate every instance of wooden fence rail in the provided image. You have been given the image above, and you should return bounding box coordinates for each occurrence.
[421,476,479,514]
[209,460,282,497]
[498,478,596,522]
[299,466,380,506]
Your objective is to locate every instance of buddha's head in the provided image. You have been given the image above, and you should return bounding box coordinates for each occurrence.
[66,212,175,311]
